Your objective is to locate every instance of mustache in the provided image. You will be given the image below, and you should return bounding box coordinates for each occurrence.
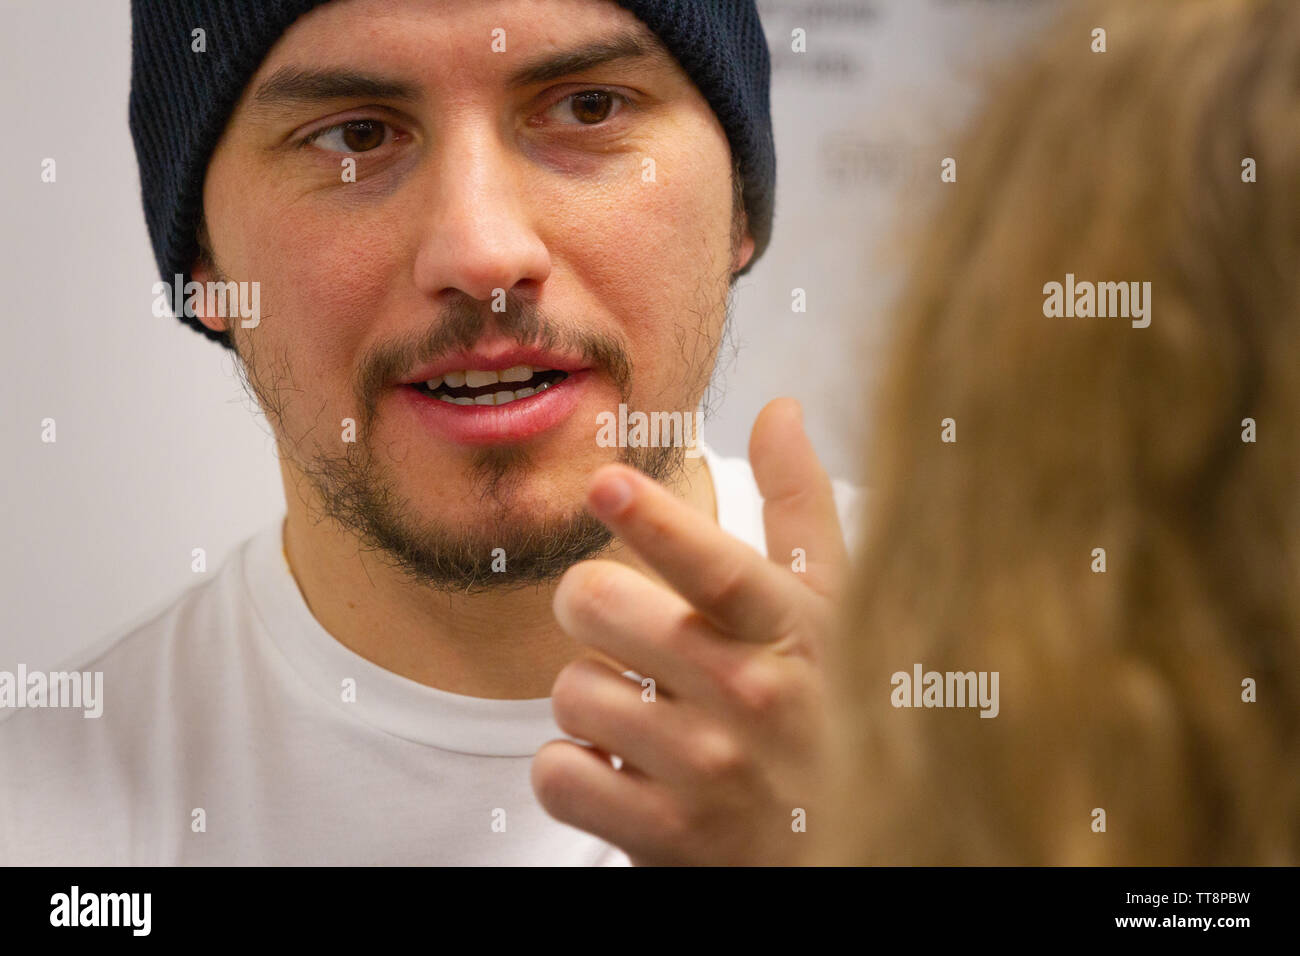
[355,291,632,424]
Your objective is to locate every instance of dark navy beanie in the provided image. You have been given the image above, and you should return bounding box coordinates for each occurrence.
[129,0,776,351]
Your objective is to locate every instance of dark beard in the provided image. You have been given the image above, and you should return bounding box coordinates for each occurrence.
[296,435,687,594]
[229,287,722,595]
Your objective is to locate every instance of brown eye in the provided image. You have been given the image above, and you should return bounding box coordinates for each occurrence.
[306,119,392,153]
[340,120,385,151]
[569,91,614,124]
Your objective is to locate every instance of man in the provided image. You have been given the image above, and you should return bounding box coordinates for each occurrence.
[0,0,860,865]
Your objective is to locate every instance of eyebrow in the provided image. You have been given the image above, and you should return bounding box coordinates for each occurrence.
[250,27,672,110]
[505,27,671,88]
[252,68,418,107]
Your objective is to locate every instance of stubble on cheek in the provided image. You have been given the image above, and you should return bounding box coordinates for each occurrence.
[201,140,742,591]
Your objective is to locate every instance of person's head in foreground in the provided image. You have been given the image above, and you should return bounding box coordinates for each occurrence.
[131,0,769,598]
[823,0,1300,865]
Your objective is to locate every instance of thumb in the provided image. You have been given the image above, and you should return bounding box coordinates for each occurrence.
[748,397,849,600]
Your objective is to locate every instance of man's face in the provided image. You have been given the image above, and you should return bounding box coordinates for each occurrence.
[194,0,754,591]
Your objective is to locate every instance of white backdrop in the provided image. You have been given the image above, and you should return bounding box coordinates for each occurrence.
[0,0,1053,672]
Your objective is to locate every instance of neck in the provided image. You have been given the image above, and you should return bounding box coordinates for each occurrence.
[279,453,716,699]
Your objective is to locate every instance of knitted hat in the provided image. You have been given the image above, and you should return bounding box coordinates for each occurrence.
[129,0,776,351]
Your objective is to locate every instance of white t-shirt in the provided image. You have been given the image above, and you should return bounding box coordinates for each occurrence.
[0,444,863,865]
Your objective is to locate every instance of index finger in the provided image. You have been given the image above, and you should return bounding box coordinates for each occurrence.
[584,463,806,643]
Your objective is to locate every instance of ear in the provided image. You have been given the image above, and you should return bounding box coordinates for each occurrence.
[735,231,756,273]
[187,239,227,335]
[732,203,756,274]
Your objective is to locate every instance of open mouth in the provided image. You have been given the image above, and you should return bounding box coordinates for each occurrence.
[410,365,572,407]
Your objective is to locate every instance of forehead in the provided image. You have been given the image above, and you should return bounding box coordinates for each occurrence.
[248,0,679,99]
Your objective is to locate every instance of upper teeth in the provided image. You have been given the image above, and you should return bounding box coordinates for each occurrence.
[427,365,545,390]
[428,382,553,406]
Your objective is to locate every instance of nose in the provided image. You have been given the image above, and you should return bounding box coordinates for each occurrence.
[411,127,551,305]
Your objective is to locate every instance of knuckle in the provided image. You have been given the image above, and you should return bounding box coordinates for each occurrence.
[705,560,750,613]
[661,610,708,661]
[729,663,789,717]
[687,729,747,779]
[638,505,676,542]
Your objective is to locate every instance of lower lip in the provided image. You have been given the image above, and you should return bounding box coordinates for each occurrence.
[397,370,592,445]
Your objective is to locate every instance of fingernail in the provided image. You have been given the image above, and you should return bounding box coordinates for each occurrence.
[590,474,633,517]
